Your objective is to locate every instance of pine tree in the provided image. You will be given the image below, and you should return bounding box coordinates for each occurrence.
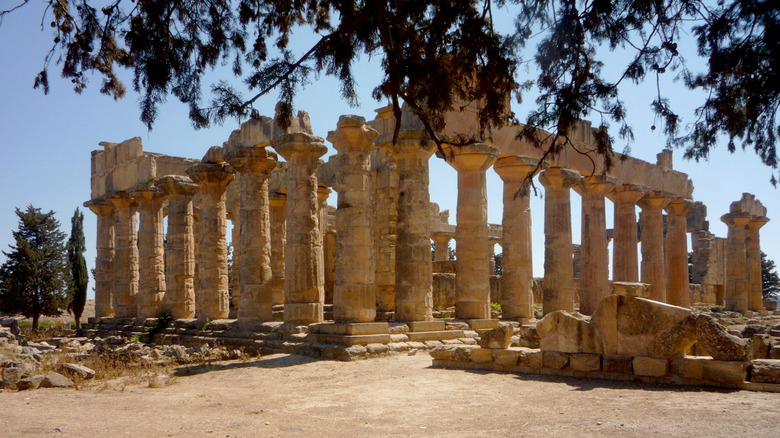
[67,208,88,328]
[762,251,780,300]
[0,206,69,330]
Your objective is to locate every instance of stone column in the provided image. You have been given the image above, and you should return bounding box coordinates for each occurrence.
[85,199,115,318]
[131,184,167,318]
[722,213,753,312]
[371,149,399,318]
[383,137,436,322]
[273,133,328,324]
[227,147,278,321]
[539,167,581,315]
[318,185,334,304]
[747,217,769,311]
[328,115,379,322]
[493,156,543,320]
[156,175,199,319]
[442,143,498,320]
[574,175,616,315]
[664,198,693,308]
[269,192,287,307]
[607,184,647,282]
[109,192,139,318]
[638,192,672,302]
[431,233,452,262]
[227,194,241,314]
[187,160,234,320]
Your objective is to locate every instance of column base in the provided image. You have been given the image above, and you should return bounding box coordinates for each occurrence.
[284,303,324,324]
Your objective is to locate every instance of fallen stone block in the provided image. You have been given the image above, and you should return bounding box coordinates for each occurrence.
[40,372,74,388]
[696,314,749,361]
[60,363,96,380]
[750,359,780,384]
[642,315,697,359]
[632,357,668,377]
[16,375,45,391]
[615,297,691,357]
[750,334,772,360]
[537,311,600,354]
[2,367,23,387]
[478,325,513,349]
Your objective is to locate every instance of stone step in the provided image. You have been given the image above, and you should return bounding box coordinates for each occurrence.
[408,321,445,332]
[406,330,464,342]
[467,319,499,330]
[308,333,392,346]
[315,322,389,336]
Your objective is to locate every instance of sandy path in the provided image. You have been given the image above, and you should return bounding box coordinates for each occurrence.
[1,353,778,437]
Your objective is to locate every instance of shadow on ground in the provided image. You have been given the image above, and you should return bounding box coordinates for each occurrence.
[173,353,322,377]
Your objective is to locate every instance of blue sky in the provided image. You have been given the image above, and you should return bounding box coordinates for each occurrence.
[0,2,776,299]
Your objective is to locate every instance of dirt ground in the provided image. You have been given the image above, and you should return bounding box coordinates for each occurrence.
[1,353,778,437]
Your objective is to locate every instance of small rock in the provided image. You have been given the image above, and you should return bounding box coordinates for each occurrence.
[60,363,96,380]
[40,372,74,388]
[16,375,45,391]
[2,367,23,387]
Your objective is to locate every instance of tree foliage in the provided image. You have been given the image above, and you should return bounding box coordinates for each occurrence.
[67,207,88,328]
[3,0,778,182]
[0,206,69,330]
[762,251,780,299]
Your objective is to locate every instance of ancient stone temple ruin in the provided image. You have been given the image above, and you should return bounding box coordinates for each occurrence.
[84,103,778,390]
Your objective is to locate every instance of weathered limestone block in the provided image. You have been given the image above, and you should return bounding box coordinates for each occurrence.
[273,130,328,324]
[638,192,672,302]
[632,357,668,377]
[155,175,199,319]
[642,315,697,359]
[611,282,651,298]
[571,353,601,372]
[493,349,522,366]
[186,160,235,321]
[537,310,600,353]
[493,155,544,320]
[131,184,167,318]
[695,314,749,361]
[109,192,139,317]
[671,356,707,380]
[442,143,498,320]
[574,175,615,315]
[519,349,543,369]
[701,360,747,384]
[329,115,379,322]
[470,348,494,363]
[84,199,115,318]
[749,359,780,384]
[543,351,570,369]
[750,334,772,360]
[539,167,581,315]
[432,273,456,308]
[478,325,513,349]
[603,355,633,374]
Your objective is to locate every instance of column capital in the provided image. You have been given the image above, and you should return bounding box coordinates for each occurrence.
[186,162,235,188]
[383,137,437,161]
[747,216,770,230]
[573,174,617,197]
[155,175,199,198]
[721,212,754,227]
[494,155,546,182]
[440,143,499,172]
[130,183,166,204]
[272,132,328,162]
[539,167,581,190]
[327,115,379,152]
[109,191,137,210]
[607,183,649,205]
[84,198,114,216]
[637,191,674,210]
[317,184,331,204]
[664,198,694,216]
[226,146,278,175]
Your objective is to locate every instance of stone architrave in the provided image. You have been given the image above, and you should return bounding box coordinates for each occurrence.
[273,133,328,324]
[607,184,647,282]
[269,192,287,307]
[747,217,769,311]
[721,213,753,312]
[539,167,581,315]
[109,192,139,317]
[382,135,436,322]
[84,199,115,318]
[227,146,278,321]
[328,115,379,322]
[131,184,167,318]
[665,198,694,308]
[187,156,235,321]
[493,155,544,320]
[431,233,452,262]
[155,175,199,319]
[574,175,616,315]
[442,143,499,320]
[638,192,672,302]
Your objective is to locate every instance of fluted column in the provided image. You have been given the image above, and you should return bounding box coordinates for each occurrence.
[539,167,581,315]
[747,217,769,311]
[109,192,138,317]
[574,175,616,315]
[638,192,672,302]
[432,233,452,262]
[372,148,399,318]
[328,115,379,322]
[318,185,334,305]
[269,192,287,307]
[227,147,278,321]
[607,184,647,282]
[273,133,328,324]
[85,199,115,318]
[156,175,199,319]
[383,137,436,322]
[131,184,167,318]
[227,192,241,314]
[664,198,693,308]
[494,155,543,320]
[722,213,752,312]
[187,161,234,320]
